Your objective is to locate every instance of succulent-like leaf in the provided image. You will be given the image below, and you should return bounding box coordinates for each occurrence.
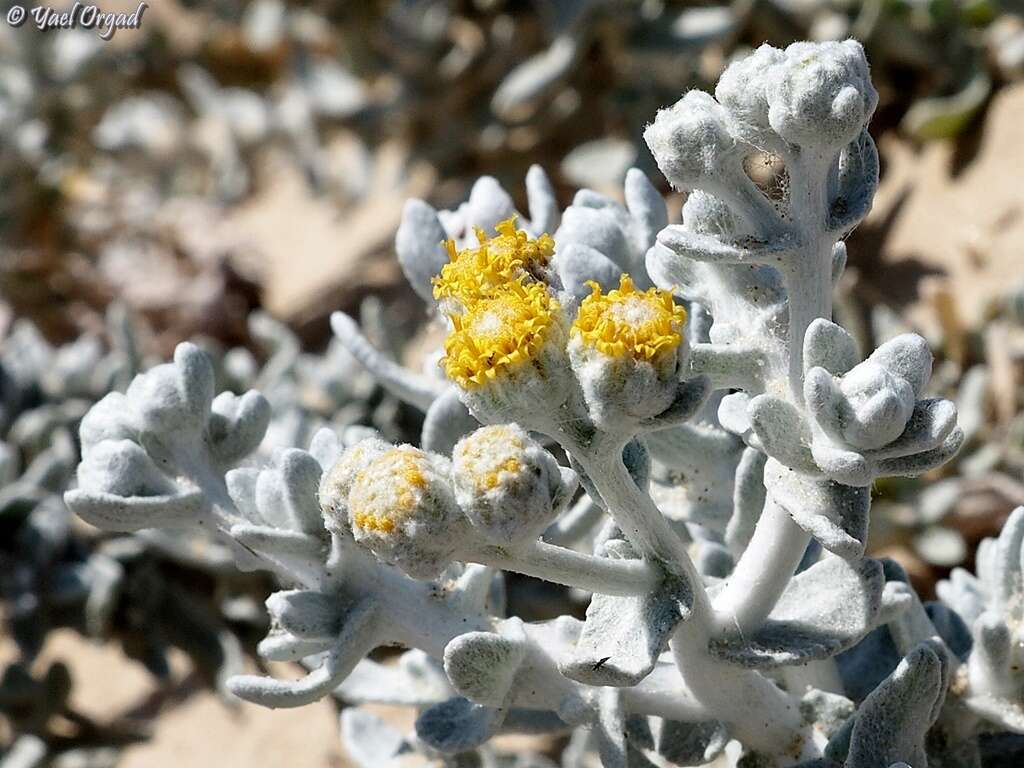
[561,548,691,686]
[845,642,950,768]
[709,556,884,668]
[764,459,869,559]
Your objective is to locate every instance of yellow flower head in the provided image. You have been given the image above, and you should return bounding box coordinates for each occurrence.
[572,275,687,363]
[345,444,465,579]
[433,217,554,306]
[349,447,431,534]
[441,279,563,389]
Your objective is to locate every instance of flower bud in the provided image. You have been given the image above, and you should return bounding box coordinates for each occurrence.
[318,437,391,535]
[765,40,877,149]
[346,445,466,579]
[834,363,915,449]
[452,425,577,547]
[714,44,786,137]
[644,91,736,190]
[569,276,688,432]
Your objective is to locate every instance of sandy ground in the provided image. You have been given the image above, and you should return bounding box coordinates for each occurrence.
[856,83,1024,330]
[1,630,350,767]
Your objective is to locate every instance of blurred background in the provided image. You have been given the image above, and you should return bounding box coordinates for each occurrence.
[1,1,1023,766]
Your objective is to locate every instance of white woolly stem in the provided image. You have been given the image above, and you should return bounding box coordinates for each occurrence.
[670,621,804,754]
[562,433,712,615]
[472,540,662,596]
[556,433,807,754]
[711,497,811,637]
[622,664,712,721]
[338,540,712,722]
[340,543,490,657]
[781,152,834,402]
[783,255,833,401]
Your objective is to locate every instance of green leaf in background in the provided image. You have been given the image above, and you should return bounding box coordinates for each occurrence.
[960,0,998,27]
[901,71,991,140]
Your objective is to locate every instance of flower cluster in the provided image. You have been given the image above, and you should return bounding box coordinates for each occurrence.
[431,215,700,441]
[318,425,576,579]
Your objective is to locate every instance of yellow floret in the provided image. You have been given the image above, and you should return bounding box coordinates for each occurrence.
[572,275,687,362]
[350,448,430,534]
[455,425,527,490]
[441,279,562,389]
[433,217,554,306]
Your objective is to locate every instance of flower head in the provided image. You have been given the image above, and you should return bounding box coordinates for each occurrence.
[434,218,575,428]
[346,445,465,578]
[441,279,564,390]
[568,276,691,432]
[572,275,687,365]
[318,437,391,535]
[433,216,554,308]
[452,424,577,546]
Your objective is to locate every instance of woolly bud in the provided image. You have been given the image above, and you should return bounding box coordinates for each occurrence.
[644,91,737,190]
[806,363,916,451]
[452,425,578,547]
[318,437,391,535]
[805,333,933,453]
[346,445,466,579]
[714,43,785,135]
[765,40,877,149]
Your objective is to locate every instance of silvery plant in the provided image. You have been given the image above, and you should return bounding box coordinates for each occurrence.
[66,41,1023,767]
[0,309,254,768]
[0,304,410,767]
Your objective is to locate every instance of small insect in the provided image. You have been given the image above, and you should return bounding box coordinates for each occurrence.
[592,656,611,671]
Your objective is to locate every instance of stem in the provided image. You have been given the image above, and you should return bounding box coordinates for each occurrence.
[711,497,811,637]
[783,254,833,401]
[475,540,661,597]
[782,152,834,402]
[623,664,711,721]
[347,551,491,658]
[670,622,804,754]
[558,433,806,752]
[561,433,711,615]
